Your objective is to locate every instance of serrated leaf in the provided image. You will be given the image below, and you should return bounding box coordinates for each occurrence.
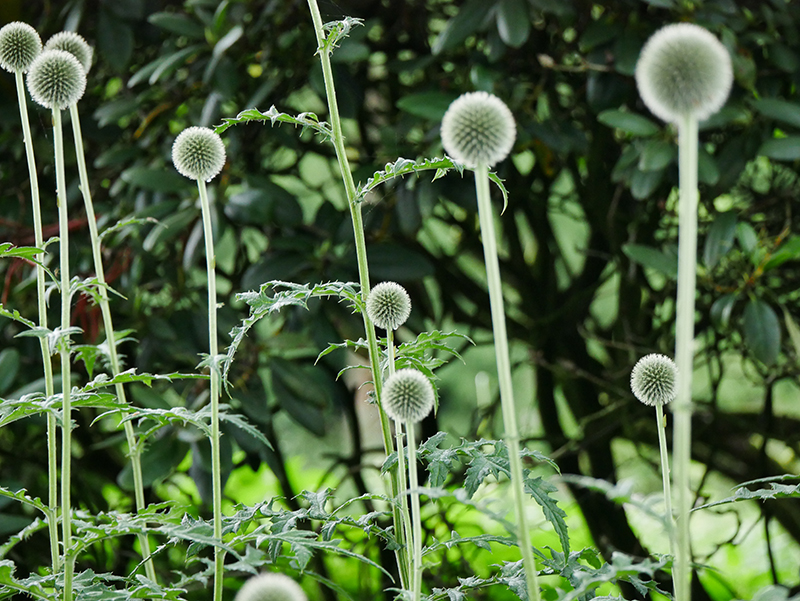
[215,106,333,140]
[524,477,569,556]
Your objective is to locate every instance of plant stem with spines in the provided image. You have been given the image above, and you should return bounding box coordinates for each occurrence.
[474,163,541,601]
[198,178,224,601]
[674,113,699,601]
[305,0,409,586]
[15,69,59,573]
[54,107,74,601]
[655,403,676,576]
[69,104,157,583]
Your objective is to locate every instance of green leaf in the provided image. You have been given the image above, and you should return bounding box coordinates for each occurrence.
[751,98,800,129]
[695,478,800,511]
[622,243,678,278]
[148,12,205,38]
[764,235,800,270]
[783,308,800,365]
[597,110,659,137]
[496,0,530,48]
[432,0,493,55]
[736,222,759,255]
[743,299,781,366]
[637,139,675,171]
[215,106,333,141]
[97,9,133,71]
[758,136,800,161]
[703,212,737,269]
[121,167,188,193]
[524,476,570,556]
[0,349,20,395]
[629,168,663,200]
[710,294,737,328]
[396,92,459,121]
[698,147,720,185]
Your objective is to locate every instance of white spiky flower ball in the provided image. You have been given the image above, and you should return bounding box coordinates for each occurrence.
[172,126,226,182]
[382,368,435,423]
[441,91,516,168]
[635,23,733,123]
[26,49,86,110]
[45,31,93,72]
[630,354,678,407]
[234,573,308,601]
[0,22,42,73]
[367,281,411,331]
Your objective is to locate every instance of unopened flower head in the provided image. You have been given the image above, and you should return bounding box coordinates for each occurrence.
[382,368,435,423]
[45,31,93,72]
[441,91,516,167]
[630,354,678,407]
[635,23,732,123]
[26,49,86,110]
[0,22,42,73]
[172,126,226,182]
[367,281,411,331]
[234,573,307,601]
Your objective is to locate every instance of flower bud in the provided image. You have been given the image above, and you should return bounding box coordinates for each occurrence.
[45,31,93,72]
[367,281,411,331]
[0,22,42,73]
[441,91,516,168]
[630,353,678,407]
[26,49,86,110]
[382,368,435,423]
[234,573,307,601]
[172,126,226,182]
[635,23,732,123]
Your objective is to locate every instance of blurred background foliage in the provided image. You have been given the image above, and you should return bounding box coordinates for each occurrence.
[1,0,800,598]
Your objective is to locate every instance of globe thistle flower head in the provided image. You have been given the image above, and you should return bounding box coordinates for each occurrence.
[635,23,732,123]
[630,354,678,407]
[172,126,226,182]
[367,281,411,331]
[234,573,307,601]
[26,49,86,110]
[382,368,435,423]
[0,22,42,73]
[441,91,516,168]
[45,31,93,72]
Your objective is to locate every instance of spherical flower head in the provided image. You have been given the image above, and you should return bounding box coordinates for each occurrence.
[441,91,516,168]
[234,573,307,601]
[45,31,93,72]
[172,126,226,182]
[630,354,678,407]
[26,49,86,110]
[382,368,435,423]
[635,23,733,123]
[367,281,411,331]
[0,22,42,73]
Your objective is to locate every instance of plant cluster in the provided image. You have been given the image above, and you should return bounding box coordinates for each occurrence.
[1,1,800,600]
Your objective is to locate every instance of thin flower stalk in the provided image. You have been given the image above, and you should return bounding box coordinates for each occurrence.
[69,103,157,583]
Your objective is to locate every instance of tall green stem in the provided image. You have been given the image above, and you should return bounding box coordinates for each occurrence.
[474,164,541,601]
[198,178,224,601]
[406,424,423,601]
[15,70,59,572]
[69,104,157,582]
[655,403,676,565]
[305,0,409,583]
[54,107,74,601]
[388,331,412,589]
[674,114,698,601]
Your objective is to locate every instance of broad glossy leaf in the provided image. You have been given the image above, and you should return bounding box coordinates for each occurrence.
[622,243,677,278]
[751,98,800,129]
[496,0,530,48]
[758,137,800,161]
[764,235,800,270]
[736,222,758,255]
[743,299,781,366]
[148,12,205,37]
[698,147,720,185]
[597,110,659,137]
[710,294,737,328]
[783,308,800,363]
[396,92,459,121]
[432,0,492,55]
[121,167,188,193]
[0,349,19,395]
[629,168,663,200]
[703,212,737,269]
[638,139,674,171]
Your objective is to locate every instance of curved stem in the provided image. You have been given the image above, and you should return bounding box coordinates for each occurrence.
[674,114,699,601]
[305,0,408,584]
[69,104,157,583]
[474,163,541,601]
[198,179,224,601]
[54,107,74,601]
[15,70,59,572]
